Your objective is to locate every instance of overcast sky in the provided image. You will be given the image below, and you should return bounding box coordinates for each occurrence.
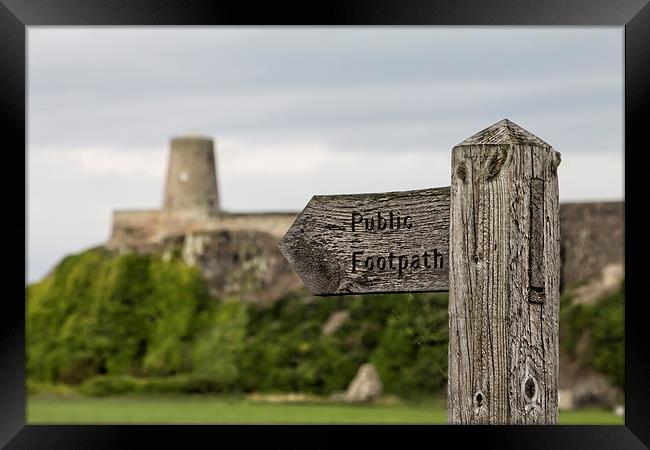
[27,27,623,283]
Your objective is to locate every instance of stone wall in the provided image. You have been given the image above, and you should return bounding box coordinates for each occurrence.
[108,209,209,252]
[108,209,297,253]
[216,213,297,239]
[559,201,624,289]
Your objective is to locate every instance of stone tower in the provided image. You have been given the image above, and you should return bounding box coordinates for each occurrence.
[162,134,220,216]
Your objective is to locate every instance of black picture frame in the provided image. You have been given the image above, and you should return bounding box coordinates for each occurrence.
[3,1,649,448]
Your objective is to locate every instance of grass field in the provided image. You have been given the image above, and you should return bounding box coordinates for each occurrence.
[27,396,624,425]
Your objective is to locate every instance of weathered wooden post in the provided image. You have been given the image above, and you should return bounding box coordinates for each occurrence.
[448,119,561,424]
[279,118,561,425]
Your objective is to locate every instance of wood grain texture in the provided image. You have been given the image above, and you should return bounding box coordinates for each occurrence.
[448,119,560,424]
[279,187,450,295]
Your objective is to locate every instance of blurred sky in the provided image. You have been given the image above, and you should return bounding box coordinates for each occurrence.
[27,27,624,283]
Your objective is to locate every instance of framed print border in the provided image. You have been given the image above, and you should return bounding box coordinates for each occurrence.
[2,0,648,448]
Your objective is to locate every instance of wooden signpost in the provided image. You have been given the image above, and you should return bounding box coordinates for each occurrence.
[279,119,561,425]
[278,187,450,295]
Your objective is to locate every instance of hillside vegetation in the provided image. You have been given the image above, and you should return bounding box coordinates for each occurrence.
[26,247,623,399]
[560,282,625,390]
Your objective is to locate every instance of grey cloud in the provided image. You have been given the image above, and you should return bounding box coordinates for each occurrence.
[30,28,620,96]
[29,75,621,152]
[28,27,622,154]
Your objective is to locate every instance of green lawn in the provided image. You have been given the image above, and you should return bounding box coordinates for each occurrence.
[27,396,623,425]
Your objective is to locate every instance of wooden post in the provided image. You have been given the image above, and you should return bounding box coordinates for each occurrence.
[448,119,561,424]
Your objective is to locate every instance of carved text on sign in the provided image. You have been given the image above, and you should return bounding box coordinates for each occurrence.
[349,211,444,278]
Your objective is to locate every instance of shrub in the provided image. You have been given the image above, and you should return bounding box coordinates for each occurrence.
[78,375,141,397]
[78,374,232,396]
[560,280,624,389]
[27,248,212,384]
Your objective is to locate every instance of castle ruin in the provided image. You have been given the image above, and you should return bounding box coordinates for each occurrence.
[107,135,296,253]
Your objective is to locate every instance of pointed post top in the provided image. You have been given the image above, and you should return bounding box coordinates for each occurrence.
[456,119,551,147]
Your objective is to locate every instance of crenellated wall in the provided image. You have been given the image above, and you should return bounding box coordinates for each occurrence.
[108,209,297,252]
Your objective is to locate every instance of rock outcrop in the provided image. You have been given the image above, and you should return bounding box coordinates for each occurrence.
[571,263,624,305]
[159,229,302,304]
[559,353,622,408]
[344,363,382,403]
[321,311,350,336]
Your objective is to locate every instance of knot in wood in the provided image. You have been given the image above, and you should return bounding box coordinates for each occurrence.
[483,147,507,180]
[474,390,485,407]
[523,376,538,403]
[551,150,562,172]
[455,161,467,183]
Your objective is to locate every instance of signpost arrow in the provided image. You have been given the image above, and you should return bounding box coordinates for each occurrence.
[279,187,450,295]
